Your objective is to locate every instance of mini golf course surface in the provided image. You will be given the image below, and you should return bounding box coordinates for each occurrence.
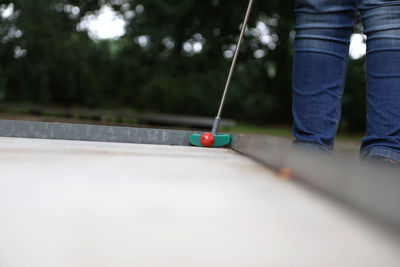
[0,119,399,266]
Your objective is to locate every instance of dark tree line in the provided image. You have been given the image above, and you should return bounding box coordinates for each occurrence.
[0,0,366,130]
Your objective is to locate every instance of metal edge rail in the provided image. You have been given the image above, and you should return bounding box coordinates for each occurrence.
[0,119,201,146]
[231,133,400,231]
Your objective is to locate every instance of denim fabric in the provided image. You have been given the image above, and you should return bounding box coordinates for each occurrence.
[292,0,400,162]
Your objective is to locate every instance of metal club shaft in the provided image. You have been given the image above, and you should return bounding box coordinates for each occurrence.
[212,0,254,135]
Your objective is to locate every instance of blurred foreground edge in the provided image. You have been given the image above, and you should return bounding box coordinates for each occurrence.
[231,133,400,232]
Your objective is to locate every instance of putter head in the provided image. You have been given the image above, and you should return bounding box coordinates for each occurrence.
[189,133,231,147]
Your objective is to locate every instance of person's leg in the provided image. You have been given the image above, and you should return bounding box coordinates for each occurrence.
[358,1,400,163]
[292,0,357,152]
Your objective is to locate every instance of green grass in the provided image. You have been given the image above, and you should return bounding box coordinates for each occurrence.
[221,124,292,137]
[222,123,363,143]
[0,102,363,144]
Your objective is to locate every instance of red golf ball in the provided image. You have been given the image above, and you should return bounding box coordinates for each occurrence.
[200,133,214,147]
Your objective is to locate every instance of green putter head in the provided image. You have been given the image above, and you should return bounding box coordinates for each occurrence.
[189,133,231,147]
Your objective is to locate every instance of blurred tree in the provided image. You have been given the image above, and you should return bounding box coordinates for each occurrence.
[1,0,107,106]
[0,0,367,131]
[119,0,294,122]
[341,58,367,133]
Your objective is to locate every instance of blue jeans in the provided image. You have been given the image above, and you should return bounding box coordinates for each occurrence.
[292,0,400,162]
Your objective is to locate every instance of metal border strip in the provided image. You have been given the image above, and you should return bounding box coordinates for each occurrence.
[0,119,200,146]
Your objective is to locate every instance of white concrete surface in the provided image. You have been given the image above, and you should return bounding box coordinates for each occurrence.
[0,137,399,267]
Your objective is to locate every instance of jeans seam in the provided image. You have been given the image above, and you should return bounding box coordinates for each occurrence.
[335,10,357,131]
[335,32,351,128]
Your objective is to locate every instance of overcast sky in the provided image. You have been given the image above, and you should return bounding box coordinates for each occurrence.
[78,5,127,40]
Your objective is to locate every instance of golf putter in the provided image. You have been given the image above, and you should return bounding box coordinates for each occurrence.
[190,0,254,147]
